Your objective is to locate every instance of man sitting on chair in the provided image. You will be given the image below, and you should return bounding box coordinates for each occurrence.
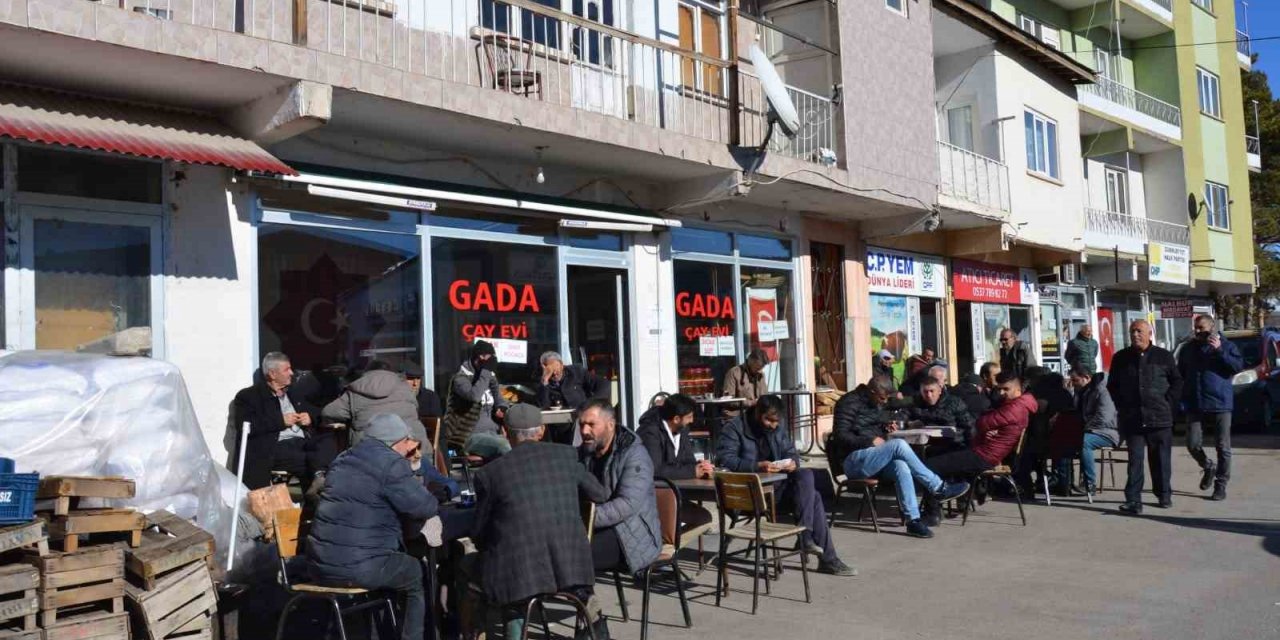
[717,395,856,576]
[926,373,1038,499]
[636,393,715,549]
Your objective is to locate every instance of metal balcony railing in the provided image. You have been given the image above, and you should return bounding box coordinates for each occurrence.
[1238,31,1252,57]
[1247,135,1261,155]
[1148,218,1190,246]
[1140,0,1172,11]
[739,70,838,164]
[1079,76,1182,129]
[937,142,1011,213]
[1087,208,1190,247]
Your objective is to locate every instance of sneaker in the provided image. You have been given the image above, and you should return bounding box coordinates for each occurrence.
[905,519,934,539]
[575,617,611,640]
[1156,497,1173,509]
[935,481,970,502]
[922,502,942,528]
[795,538,824,557]
[1083,481,1097,497]
[816,558,857,577]
[1211,482,1227,501]
[1200,463,1216,491]
[1118,502,1143,515]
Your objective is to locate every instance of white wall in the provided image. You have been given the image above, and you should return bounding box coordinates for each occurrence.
[1083,152,1147,219]
[934,46,1001,162]
[163,164,257,463]
[1141,148,1188,226]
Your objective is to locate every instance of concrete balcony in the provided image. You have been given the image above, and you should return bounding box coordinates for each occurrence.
[1247,134,1261,172]
[1079,76,1181,141]
[936,141,1010,216]
[1238,31,1253,69]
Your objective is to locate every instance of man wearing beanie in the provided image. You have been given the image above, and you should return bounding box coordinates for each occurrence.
[307,414,438,640]
[443,341,512,459]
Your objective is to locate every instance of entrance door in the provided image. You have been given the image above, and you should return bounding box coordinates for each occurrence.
[566,265,630,422]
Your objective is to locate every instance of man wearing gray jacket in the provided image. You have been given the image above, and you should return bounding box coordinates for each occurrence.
[578,399,662,577]
[322,361,423,447]
[1056,364,1119,495]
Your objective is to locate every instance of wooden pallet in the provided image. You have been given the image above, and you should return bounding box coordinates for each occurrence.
[37,478,136,518]
[124,562,215,640]
[41,609,129,640]
[46,511,144,553]
[0,565,38,635]
[0,630,39,640]
[0,522,47,557]
[29,546,126,627]
[124,513,214,591]
[167,612,211,640]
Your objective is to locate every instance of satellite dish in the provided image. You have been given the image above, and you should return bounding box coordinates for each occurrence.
[1187,193,1200,223]
[748,44,800,138]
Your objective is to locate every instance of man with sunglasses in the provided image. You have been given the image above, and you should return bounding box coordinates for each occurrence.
[998,329,1037,380]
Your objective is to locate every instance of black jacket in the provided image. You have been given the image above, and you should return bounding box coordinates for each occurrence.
[636,407,699,480]
[1106,345,1183,433]
[907,391,975,446]
[474,442,608,605]
[829,385,893,467]
[536,364,608,410]
[715,414,799,473]
[1000,340,1038,379]
[231,381,321,490]
[950,382,992,423]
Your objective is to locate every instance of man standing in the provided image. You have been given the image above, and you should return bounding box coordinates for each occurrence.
[720,396,856,575]
[1055,364,1119,495]
[307,414,438,640]
[443,341,511,460]
[831,378,969,536]
[999,329,1037,380]
[1107,320,1183,514]
[535,351,609,410]
[1177,315,1243,501]
[473,405,610,640]
[578,400,663,583]
[722,349,769,415]
[1064,325,1100,374]
[905,347,936,380]
[232,352,324,490]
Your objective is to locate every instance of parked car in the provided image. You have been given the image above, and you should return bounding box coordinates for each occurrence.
[1172,329,1277,434]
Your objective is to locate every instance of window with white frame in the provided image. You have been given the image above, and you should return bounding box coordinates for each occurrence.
[1093,48,1120,82]
[677,0,725,95]
[478,0,619,63]
[885,0,906,16]
[1197,67,1221,118]
[1105,167,1129,214]
[1191,0,1213,13]
[1024,110,1060,180]
[1017,13,1060,50]
[1204,181,1230,229]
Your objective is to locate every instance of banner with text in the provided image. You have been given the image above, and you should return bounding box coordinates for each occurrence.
[1148,242,1190,285]
[952,259,1038,305]
[866,247,947,298]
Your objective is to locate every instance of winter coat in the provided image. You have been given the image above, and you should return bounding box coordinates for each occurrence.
[1076,374,1119,445]
[828,385,893,467]
[716,413,801,473]
[1064,335,1100,374]
[636,407,699,480]
[999,340,1038,379]
[581,428,662,574]
[474,442,609,605]
[721,365,768,414]
[322,370,423,447]
[536,364,609,410]
[231,381,321,490]
[1107,345,1183,433]
[444,363,511,450]
[950,382,992,424]
[907,391,975,446]
[306,438,438,580]
[1177,336,1244,413]
[972,393,1037,466]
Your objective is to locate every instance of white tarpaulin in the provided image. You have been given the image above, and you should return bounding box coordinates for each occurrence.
[0,351,242,567]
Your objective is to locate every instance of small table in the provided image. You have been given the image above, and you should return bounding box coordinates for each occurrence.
[540,409,574,424]
[887,427,956,445]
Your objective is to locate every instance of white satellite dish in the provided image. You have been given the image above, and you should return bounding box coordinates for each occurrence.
[748,43,800,138]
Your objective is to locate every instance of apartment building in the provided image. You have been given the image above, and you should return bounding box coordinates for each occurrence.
[0,0,938,456]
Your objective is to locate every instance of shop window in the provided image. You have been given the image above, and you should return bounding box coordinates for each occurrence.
[258,223,423,387]
[671,227,732,255]
[17,147,161,204]
[741,265,797,391]
[430,208,559,238]
[870,294,939,384]
[674,260,736,396]
[738,234,792,260]
[563,229,624,251]
[430,238,559,396]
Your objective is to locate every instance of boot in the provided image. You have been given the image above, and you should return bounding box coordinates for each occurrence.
[1199,462,1216,491]
[1210,481,1227,501]
[574,616,610,640]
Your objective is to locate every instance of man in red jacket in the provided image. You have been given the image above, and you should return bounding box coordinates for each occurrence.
[926,373,1037,479]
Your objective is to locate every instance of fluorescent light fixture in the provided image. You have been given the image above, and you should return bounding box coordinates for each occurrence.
[558,219,654,233]
[308,185,437,211]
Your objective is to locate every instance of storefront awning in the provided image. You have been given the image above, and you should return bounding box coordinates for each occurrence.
[0,84,295,175]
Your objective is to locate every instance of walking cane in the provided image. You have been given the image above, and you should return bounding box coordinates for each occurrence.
[227,421,251,573]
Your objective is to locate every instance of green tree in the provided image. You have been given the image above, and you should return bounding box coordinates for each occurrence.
[1223,65,1280,327]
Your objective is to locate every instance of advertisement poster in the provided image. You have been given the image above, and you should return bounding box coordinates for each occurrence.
[870,294,920,383]
[1149,242,1190,285]
[982,304,1011,366]
[866,247,947,298]
[1098,308,1116,370]
[952,259,1039,305]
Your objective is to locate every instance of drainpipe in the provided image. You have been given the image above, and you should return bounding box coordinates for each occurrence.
[728,0,741,147]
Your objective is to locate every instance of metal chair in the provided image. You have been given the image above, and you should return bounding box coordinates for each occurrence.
[713,472,810,615]
[959,431,1028,527]
[822,434,887,532]
[272,508,397,640]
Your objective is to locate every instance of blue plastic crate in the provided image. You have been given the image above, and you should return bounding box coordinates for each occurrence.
[0,472,39,525]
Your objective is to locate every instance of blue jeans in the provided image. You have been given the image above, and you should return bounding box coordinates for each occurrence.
[1054,432,1115,487]
[842,439,942,520]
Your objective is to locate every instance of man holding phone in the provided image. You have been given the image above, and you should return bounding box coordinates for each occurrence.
[443,341,512,460]
[1177,315,1243,501]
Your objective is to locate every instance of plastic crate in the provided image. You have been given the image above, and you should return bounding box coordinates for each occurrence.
[0,472,39,525]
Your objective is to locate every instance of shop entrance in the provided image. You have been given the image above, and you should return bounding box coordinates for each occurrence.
[566,265,631,422]
[955,301,1032,375]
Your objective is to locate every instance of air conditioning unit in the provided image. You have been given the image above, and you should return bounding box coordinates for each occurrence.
[1059,263,1078,284]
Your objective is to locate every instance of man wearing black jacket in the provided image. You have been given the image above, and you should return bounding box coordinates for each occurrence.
[636,394,714,548]
[231,352,324,490]
[536,351,609,410]
[1107,320,1183,514]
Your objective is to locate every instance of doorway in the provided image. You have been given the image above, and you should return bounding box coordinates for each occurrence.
[566,265,631,422]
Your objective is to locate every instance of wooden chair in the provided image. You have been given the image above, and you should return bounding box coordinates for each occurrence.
[271,508,398,640]
[420,417,448,476]
[822,433,887,533]
[619,478,702,640]
[480,33,543,99]
[713,472,810,615]
[959,431,1028,527]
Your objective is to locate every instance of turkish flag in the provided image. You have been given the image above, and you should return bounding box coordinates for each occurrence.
[1098,309,1115,371]
[747,288,779,363]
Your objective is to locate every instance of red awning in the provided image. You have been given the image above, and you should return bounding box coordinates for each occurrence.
[0,84,295,175]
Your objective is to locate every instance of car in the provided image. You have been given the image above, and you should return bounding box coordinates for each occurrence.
[1172,329,1278,434]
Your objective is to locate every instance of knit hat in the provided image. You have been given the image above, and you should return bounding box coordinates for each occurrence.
[365,414,411,445]
[471,340,496,359]
[505,404,543,431]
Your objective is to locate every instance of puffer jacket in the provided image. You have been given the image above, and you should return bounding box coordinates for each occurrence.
[582,428,661,574]
[1107,345,1183,432]
[1076,374,1119,445]
[444,363,510,450]
[323,370,424,446]
[307,438,438,579]
[829,385,892,467]
[907,391,975,446]
[972,393,1038,466]
[716,413,801,473]
[1178,336,1244,414]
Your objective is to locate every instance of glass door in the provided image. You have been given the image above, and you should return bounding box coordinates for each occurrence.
[18,205,164,356]
[566,265,630,423]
